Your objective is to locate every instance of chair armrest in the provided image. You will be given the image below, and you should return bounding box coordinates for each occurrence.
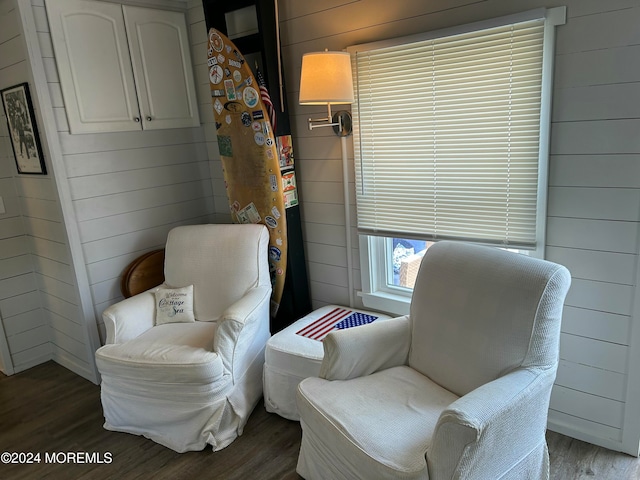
[427,367,556,480]
[214,286,271,376]
[320,315,411,381]
[102,288,158,345]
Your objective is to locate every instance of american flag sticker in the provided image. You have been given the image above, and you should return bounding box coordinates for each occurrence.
[296,308,379,341]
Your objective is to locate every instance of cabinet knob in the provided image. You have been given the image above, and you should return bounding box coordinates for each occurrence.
[134,117,140,122]
[146,116,152,121]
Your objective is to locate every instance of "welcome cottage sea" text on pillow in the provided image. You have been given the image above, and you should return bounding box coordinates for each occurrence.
[155,285,195,325]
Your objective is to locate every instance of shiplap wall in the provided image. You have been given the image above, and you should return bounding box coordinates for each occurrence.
[0,0,51,374]
[32,0,215,340]
[187,0,228,224]
[546,1,640,454]
[0,0,217,382]
[261,0,640,455]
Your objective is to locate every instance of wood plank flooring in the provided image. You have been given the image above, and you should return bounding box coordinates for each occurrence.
[0,361,638,479]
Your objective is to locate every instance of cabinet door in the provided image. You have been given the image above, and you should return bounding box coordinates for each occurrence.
[46,0,142,133]
[123,6,200,130]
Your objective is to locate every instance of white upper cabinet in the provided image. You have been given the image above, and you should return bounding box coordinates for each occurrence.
[123,6,200,131]
[46,0,139,133]
[46,0,200,134]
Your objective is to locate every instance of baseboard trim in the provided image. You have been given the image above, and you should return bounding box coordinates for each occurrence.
[53,349,98,385]
[547,416,629,455]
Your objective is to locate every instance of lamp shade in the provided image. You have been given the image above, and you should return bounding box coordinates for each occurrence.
[299,51,354,105]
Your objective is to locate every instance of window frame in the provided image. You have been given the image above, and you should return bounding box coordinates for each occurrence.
[353,7,566,315]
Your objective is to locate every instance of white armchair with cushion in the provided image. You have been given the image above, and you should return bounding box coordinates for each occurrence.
[95,224,271,453]
[296,241,571,480]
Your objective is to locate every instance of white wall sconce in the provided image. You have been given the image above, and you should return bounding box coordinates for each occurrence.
[299,51,354,136]
[299,49,356,306]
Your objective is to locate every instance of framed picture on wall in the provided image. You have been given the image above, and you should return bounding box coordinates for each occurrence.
[1,82,46,174]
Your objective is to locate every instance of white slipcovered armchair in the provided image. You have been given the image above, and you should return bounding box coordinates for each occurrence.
[95,224,271,453]
[296,241,571,480]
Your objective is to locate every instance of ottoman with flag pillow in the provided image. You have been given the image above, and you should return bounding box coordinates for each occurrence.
[263,305,391,420]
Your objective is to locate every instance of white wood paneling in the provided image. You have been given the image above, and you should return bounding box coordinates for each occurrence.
[0,35,24,69]
[49,327,88,360]
[546,217,638,254]
[49,310,84,342]
[19,196,60,220]
[545,247,635,285]
[566,279,634,317]
[29,234,69,263]
[547,187,640,221]
[0,236,29,261]
[2,309,42,336]
[0,2,49,374]
[299,181,346,205]
[553,45,640,89]
[36,272,78,305]
[556,360,626,402]
[0,272,36,298]
[0,218,24,238]
[555,7,640,55]
[552,85,640,123]
[566,0,639,18]
[305,242,347,268]
[561,306,629,346]
[560,333,628,374]
[16,174,56,199]
[68,161,210,199]
[550,385,624,429]
[58,126,205,155]
[40,291,81,321]
[303,223,347,247]
[86,250,153,286]
[33,256,74,285]
[551,120,640,155]
[0,255,32,280]
[308,262,349,288]
[0,2,21,38]
[82,217,205,264]
[300,202,345,226]
[0,291,40,319]
[549,155,640,188]
[7,324,50,353]
[309,280,349,306]
[73,179,212,221]
[64,142,208,177]
[78,198,213,243]
[51,344,91,377]
[11,342,51,372]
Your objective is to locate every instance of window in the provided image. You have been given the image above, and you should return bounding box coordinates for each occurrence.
[350,8,566,315]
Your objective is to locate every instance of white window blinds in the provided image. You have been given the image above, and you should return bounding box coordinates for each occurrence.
[351,18,546,248]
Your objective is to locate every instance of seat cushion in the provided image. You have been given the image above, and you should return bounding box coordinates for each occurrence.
[96,321,224,384]
[297,365,459,480]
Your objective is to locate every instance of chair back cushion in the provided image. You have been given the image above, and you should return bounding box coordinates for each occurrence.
[164,224,269,322]
[409,241,570,397]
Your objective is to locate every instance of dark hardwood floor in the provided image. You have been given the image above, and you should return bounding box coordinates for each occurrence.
[1,362,638,479]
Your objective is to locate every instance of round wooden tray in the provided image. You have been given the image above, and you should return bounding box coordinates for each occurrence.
[120,249,165,298]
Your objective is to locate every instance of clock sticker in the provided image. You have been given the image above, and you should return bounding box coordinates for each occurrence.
[209,65,223,85]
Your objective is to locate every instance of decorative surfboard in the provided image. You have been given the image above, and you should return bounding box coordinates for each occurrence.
[207,28,287,316]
